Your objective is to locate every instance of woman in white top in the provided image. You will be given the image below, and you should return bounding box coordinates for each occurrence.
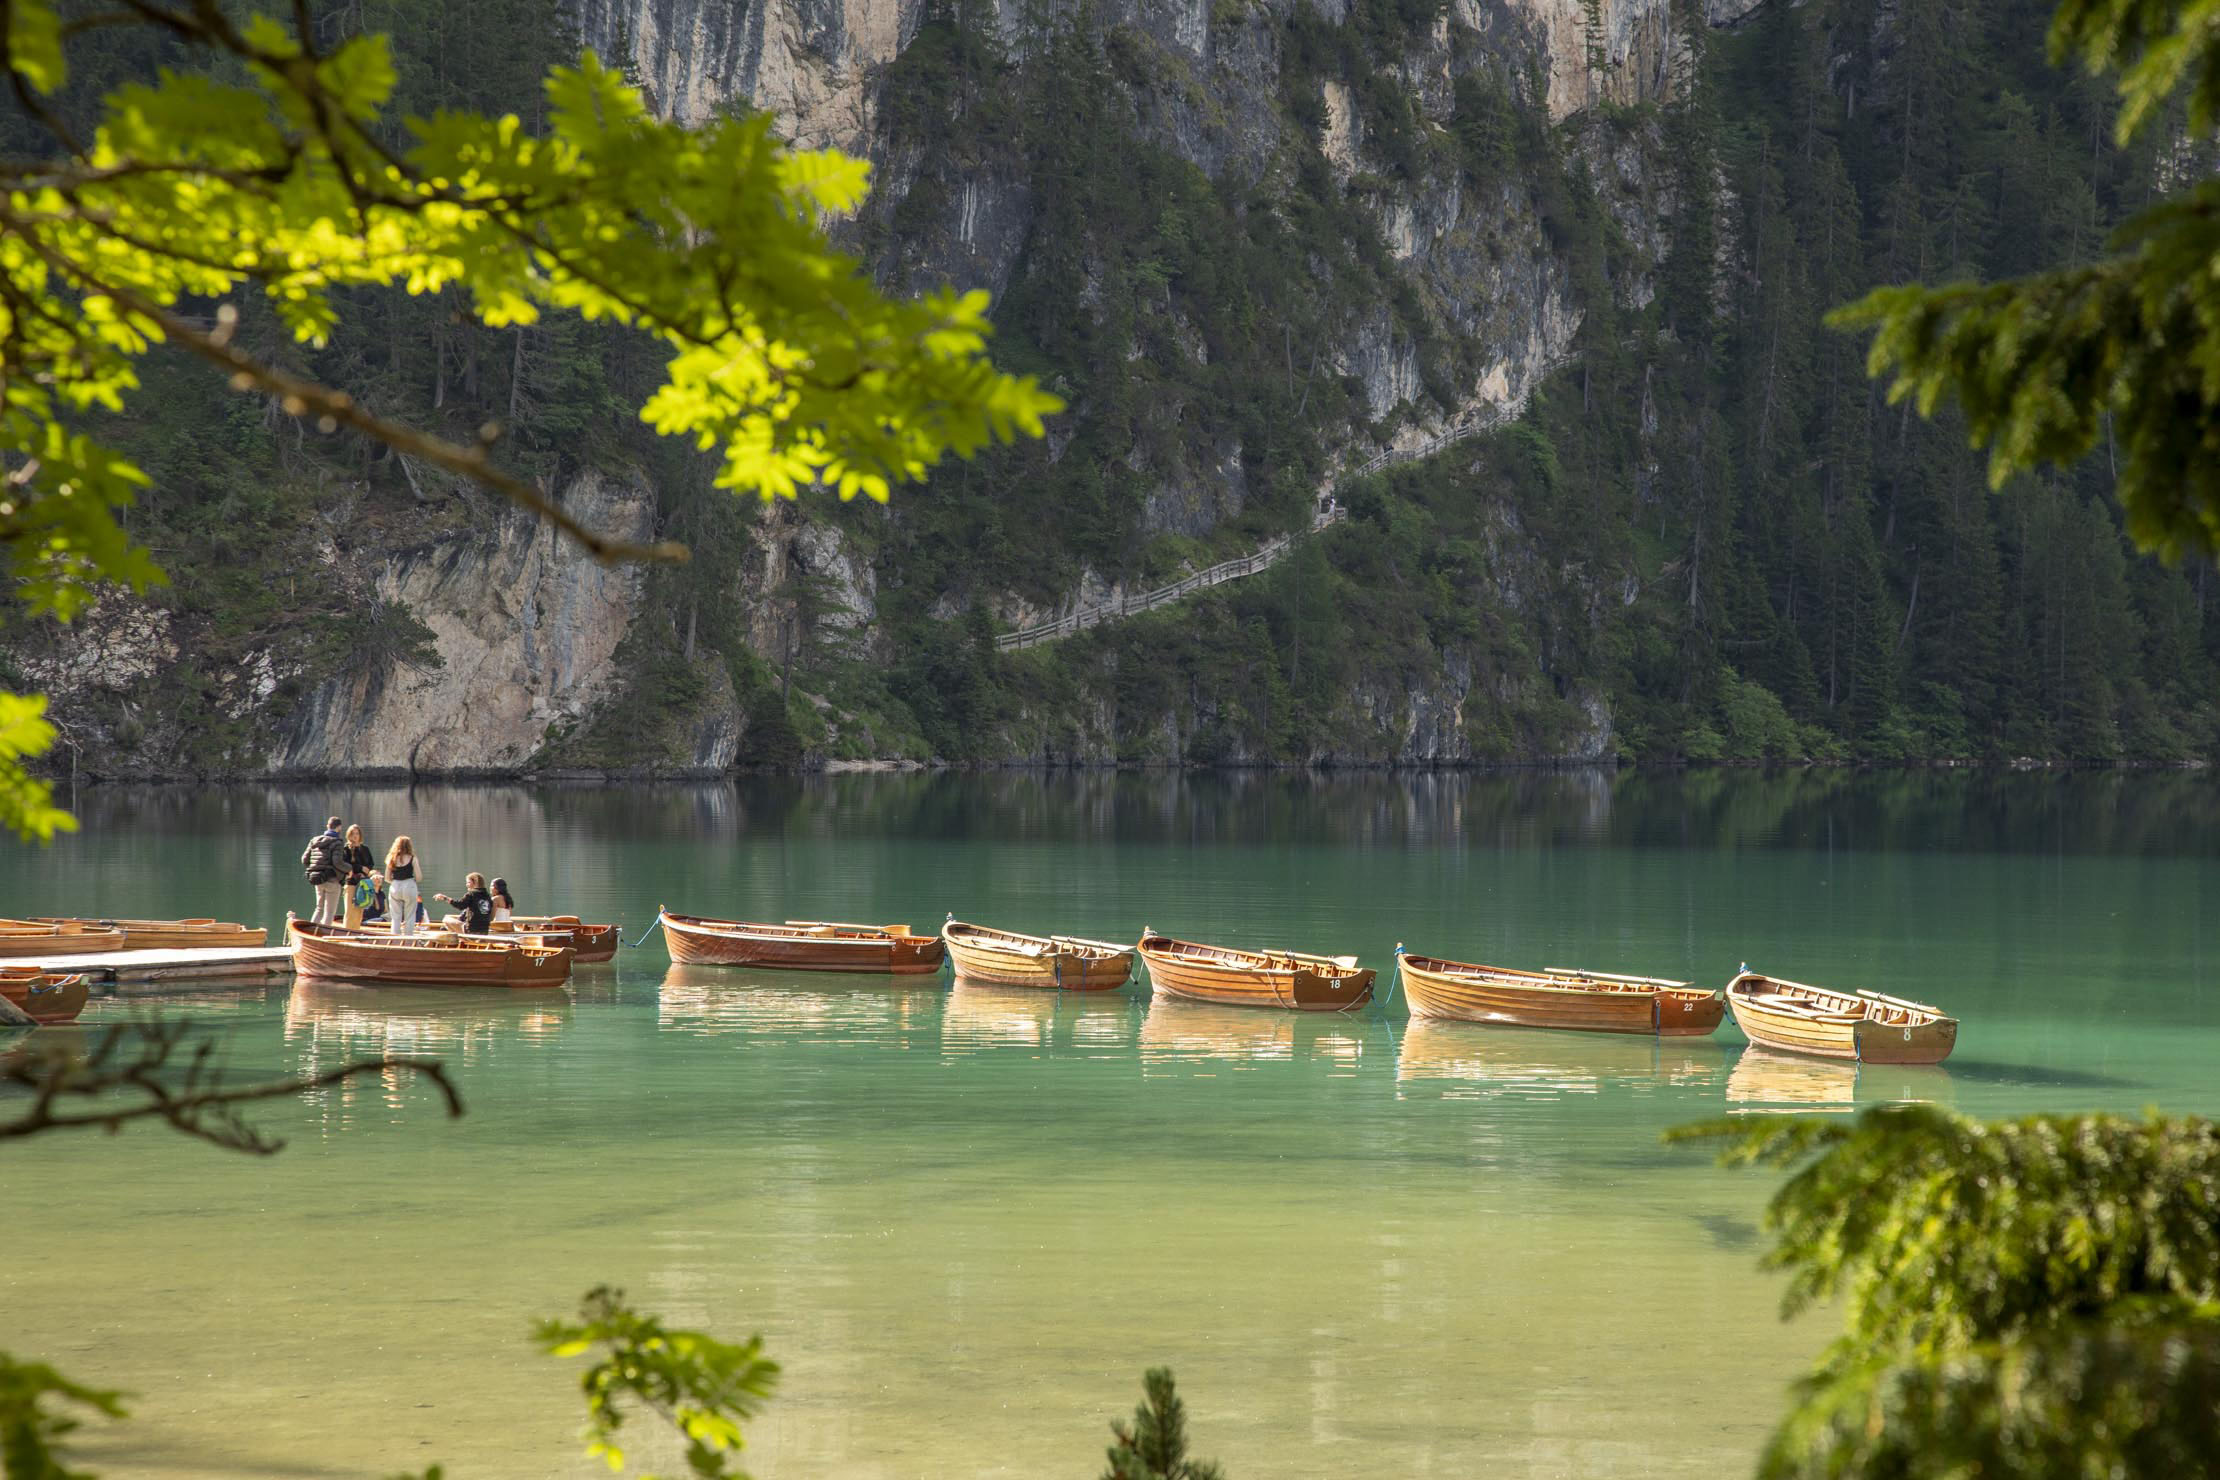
[385,835,423,937]
[489,877,515,923]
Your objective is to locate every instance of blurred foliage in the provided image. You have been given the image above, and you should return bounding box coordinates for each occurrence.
[0,1354,124,1480]
[1676,1105,2220,1477]
[536,1286,780,1480]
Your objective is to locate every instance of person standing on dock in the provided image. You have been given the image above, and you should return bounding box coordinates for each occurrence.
[385,836,422,937]
[341,825,376,928]
[302,817,348,924]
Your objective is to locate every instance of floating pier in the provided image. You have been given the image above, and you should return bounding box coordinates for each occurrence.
[17,946,295,992]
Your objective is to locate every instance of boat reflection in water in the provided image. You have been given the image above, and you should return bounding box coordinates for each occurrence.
[656,963,940,1043]
[1725,1046,1954,1114]
[284,980,571,1058]
[283,980,569,1136]
[1137,995,1371,1075]
[1395,1017,1728,1101]
[939,982,1138,1058]
[0,1024,89,1081]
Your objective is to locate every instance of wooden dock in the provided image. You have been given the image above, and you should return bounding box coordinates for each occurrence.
[17,946,295,991]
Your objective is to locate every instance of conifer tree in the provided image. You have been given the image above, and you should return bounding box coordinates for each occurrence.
[1102,1368,1225,1480]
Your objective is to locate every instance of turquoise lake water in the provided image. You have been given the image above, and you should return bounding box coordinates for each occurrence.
[2,771,2216,1477]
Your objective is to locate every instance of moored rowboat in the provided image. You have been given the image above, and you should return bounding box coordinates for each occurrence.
[659,911,945,974]
[503,916,619,962]
[1136,930,1374,1012]
[31,917,266,951]
[0,967,90,1024]
[1724,970,1958,1065]
[941,918,1133,991]
[288,918,572,988]
[0,920,126,957]
[1396,949,1724,1037]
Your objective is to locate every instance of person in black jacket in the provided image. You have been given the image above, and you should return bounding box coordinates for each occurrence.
[436,873,496,935]
[301,816,348,924]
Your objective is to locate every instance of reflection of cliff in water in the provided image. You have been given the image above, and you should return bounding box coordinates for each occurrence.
[1725,1047,1953,1113]
[1396,1018,1727,1101]
[55,769,2220,859]
[939,983,1139,1058]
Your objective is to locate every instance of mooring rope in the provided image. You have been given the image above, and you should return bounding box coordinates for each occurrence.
[624,914,664,949]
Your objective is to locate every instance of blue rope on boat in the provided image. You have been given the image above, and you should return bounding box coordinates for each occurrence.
[625,915,664,950]
[1371,944,1405,1017]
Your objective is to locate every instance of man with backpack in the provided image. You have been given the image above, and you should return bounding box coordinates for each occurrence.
[301,816,349,924]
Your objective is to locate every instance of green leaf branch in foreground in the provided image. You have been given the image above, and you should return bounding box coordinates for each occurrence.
[1675,1105,2220,1478]
[1829,0,2220,563]
[0,1351,126,1480]
[535,1286,780,1480]
[0,0,1061,839]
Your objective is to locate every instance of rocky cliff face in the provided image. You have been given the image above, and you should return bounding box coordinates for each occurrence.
[578,0,1708,434]
[21,470,745,776]
[22,0,1756,775]
[272,471,730,773]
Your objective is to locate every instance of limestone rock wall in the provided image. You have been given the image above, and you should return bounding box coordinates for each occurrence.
[275,470,691,773]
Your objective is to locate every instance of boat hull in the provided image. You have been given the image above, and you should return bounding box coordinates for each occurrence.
[288,920,572,988]
[0,922,126,957]
[503,917,618,963]
[1725,972,1958,1065]
[941,922,1132,991]
[32,918,266,951]
[1399,956,1724,1037]
[661,912,945,974]
[1138,935,1373,1012]
[0,969,89,1024]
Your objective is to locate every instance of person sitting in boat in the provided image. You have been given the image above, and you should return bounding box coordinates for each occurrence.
[359,871,389,924]
[435,873,496,935]
[489,878,516,923]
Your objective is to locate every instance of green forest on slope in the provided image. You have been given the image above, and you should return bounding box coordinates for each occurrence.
[6,0,2216,771]
[894,0,2220,766]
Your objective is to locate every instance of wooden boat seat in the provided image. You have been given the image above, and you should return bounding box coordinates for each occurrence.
[1744,991,1861,1022]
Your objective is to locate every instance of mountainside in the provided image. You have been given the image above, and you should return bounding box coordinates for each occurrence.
[8,0,2217,776]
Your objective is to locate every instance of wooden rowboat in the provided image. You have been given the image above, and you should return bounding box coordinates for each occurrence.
[1136,930,1374,1012]
[503,916,619,963]
[0,919,126,957]
[659,910,945,974]
[386,916,618,962]
[941,918,1133,991]
[0,966,90,1024]
[1397,949,1725,1037]
[1724,970,1958,1065]
[287,918,572,988]
[30,917,267,951]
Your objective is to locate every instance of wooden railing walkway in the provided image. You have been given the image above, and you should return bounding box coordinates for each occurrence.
[994,419,1486,652]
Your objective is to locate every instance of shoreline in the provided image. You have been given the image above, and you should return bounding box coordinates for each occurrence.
[38,755,2215,788]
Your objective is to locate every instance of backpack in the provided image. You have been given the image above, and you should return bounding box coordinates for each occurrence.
[302,832,340,883]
